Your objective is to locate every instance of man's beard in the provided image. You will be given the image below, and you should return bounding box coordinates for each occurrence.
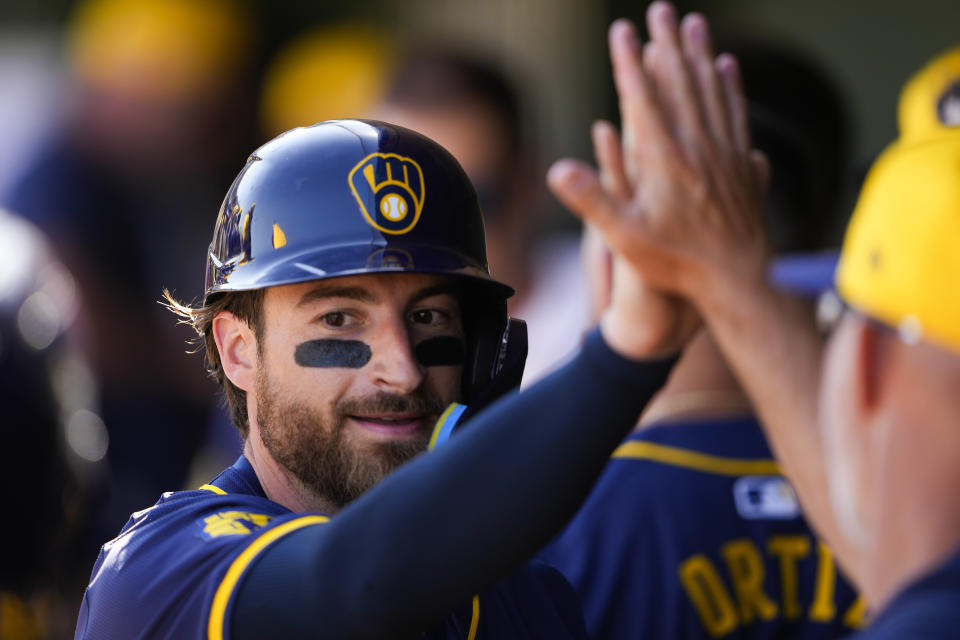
[256,370,445,510]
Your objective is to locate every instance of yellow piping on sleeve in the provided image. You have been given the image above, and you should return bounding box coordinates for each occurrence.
[207,515,329,640]
[613,441,782,477]
[467,595,480,640]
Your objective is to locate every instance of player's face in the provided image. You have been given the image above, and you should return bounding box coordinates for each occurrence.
[254,272,465,508]
[819,312,870,547]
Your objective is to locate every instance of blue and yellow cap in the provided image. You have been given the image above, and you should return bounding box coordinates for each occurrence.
[835,46,960,353]
[774,46,960,354]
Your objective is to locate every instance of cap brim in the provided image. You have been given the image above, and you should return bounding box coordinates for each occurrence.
[768,252,839,296]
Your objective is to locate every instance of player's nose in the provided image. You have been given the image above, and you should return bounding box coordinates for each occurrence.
[367,317,425,395]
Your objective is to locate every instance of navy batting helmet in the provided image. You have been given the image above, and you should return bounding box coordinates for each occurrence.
[204,119,525,402]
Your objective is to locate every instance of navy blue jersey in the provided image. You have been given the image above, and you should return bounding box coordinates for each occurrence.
[76,456,586,639]
[849,547,960,638]
[538,416,864,639]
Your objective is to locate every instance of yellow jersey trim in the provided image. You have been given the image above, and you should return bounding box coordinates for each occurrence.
[613,441,782,476]
[207,514,330,640]
[199,484,228,495]
[429,403,460,451]
[467,595,480,640]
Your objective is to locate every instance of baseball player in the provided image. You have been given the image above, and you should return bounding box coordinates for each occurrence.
[538,36,863,639]
[548,2,960,636]
[75,120,694,638]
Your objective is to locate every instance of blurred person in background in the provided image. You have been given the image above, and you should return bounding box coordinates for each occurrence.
[258,22,397,141]
[0,0,261,547]
[374,49,592,384]
[539,37,864,639]
[0,209,103,639]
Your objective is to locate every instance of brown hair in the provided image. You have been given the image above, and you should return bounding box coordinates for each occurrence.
[164,288,264,437]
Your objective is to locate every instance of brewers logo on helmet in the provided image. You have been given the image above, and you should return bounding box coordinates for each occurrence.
[348,152,425,235]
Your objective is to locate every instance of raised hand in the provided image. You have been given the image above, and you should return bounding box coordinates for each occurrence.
[551,2,770,314]
[579,117,700,360]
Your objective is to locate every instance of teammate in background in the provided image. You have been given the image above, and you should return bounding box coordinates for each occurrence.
[75,119,702,638]
[539,42,863,639]
[0,209,103,639]
[373,49,592,384]
[548,2,960,635]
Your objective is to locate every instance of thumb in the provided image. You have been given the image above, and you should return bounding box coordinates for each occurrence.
[547,159,622,232]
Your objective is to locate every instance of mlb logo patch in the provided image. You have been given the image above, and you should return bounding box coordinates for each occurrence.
[733,476,800,520]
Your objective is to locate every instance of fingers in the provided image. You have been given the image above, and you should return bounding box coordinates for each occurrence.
[680,13,733,153]
[591,120,632,201]
[644,3,753,167]
[608,18,670,174]
[547,159,622,232]
[645,2,709,151]
[716,53,751,155]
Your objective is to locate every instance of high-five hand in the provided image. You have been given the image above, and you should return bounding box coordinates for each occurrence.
[550,3,770,319]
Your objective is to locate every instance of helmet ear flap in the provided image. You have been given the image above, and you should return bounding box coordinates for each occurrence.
[461,314,527,423]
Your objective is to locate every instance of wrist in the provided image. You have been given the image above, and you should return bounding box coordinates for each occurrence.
[600,307,685,361]
[694,261,793,346]
[684,244,772,320]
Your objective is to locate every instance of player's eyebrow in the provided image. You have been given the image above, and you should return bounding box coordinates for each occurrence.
[407,283,459,306]
[297,285,378,307]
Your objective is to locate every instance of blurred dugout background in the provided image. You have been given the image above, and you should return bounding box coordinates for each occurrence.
[2,0,960,223]
[0,0,958,638]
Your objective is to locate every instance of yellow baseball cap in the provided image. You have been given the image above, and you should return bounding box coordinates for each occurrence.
[835,45,960,353]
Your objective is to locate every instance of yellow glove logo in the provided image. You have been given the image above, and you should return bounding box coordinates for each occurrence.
[348,152,425,235]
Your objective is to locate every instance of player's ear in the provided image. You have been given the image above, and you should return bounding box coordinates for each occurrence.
[850,318,892,421]
[213,310,257,392]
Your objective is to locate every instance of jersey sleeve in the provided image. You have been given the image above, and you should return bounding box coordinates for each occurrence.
[75,491,329,640]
